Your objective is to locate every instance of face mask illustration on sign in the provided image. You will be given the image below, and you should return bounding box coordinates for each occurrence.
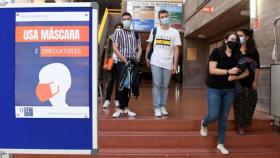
[35,63,71,108]
[36,82,59,102]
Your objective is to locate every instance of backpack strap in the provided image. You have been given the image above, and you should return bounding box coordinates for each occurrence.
[151,27,157,45]
[133,31,139,41]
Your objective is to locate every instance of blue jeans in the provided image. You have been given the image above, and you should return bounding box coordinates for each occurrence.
[202,87,235,144]
[151,65,172,109]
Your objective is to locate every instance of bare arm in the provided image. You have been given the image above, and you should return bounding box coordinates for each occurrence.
[137,41,142,62]
[228,69,249,81]
[145,43,152,59]
[236,69,249,80]
[252,68,260,90]
[172,45,180,74]
[173,45,179,67]
[209,61,239,75]
[254,69,260,83]
[145,42,153,67]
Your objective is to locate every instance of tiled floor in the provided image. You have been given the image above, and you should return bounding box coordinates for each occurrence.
[99,84,272,120]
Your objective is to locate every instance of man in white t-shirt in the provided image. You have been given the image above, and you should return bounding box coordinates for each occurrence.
[145,9,181,117]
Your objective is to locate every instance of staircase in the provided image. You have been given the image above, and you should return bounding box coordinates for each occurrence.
[14,88,280,158]
[96,87,280,158]
[98,117,280,158]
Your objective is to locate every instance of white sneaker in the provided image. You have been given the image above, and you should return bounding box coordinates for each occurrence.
[102,100,110,108]
[124,108,136,117]
[217,144,229,155]
[112,109,123,118]
[154,108,162,117]
[200,120,208,136]
[160,107,168,116]
[114,100,120,107]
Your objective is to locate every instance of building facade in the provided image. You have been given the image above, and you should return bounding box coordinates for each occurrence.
[183,0,280,113]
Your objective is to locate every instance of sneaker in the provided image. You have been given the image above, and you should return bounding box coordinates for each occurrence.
[217,144,229,155]
[124,108,136,117]
[114,100,120,107]
[154,108,162,117]
[238,127,245,135]
[102,100,110,108]
[112,109,124,118]
[200,120,208,136]
[160,107,168,116]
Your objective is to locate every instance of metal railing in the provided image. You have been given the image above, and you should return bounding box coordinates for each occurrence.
[97,8,121,98]
[98,8,121,44]
[98,8,109,44]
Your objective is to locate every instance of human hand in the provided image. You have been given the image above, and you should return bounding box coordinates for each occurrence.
[229,67,240,75]
[172,65,177,74]
[145,58,150,67]
[228,75,238,81]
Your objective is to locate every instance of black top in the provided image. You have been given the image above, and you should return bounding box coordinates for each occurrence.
[239,49,260,87]
[206,48,240,89]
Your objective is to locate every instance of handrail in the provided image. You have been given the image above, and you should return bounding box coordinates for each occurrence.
[108,9,121,12]
[98,8,121,44]
[108,9,121,15]
[97,8,121,83]
[98,8,109,44]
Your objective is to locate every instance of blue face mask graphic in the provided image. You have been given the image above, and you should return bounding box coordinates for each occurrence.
[160,17,170,26]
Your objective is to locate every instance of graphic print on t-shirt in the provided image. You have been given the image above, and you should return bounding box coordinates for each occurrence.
[155,35,172,49]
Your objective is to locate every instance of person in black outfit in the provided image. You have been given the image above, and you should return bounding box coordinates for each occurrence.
[200,32,249,155]
[102,23,123,108]
[233,28,260,135]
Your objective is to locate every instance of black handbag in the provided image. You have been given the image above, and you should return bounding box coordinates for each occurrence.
[147,27,157,60]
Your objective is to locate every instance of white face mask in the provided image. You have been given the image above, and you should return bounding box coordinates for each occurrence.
[240,36,246,45]
[122,20,131,29]
[160,17,170,26]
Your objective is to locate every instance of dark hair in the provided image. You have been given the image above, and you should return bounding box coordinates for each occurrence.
[158,9,169,18]
[220,31,240,59]
[237,27,257,54]
[122,12,132,18]
[115,23,123,29]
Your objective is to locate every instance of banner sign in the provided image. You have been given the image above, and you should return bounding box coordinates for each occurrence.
[0,3,98,154]
[15,12,90,119]
[127,1,182,31]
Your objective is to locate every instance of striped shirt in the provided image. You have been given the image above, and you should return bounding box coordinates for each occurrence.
[113,28,140,62]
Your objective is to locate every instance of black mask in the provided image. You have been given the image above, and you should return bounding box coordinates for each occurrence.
[227,41,240,50]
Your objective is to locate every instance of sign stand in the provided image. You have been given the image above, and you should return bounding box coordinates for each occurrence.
[0,2,98,154]
[0,153,12,158]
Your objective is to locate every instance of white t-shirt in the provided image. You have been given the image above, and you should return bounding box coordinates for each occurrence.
[147,26,181,70]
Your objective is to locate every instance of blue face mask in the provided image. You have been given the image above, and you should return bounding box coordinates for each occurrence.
[239,37,245,45]
[160,17,170,26]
